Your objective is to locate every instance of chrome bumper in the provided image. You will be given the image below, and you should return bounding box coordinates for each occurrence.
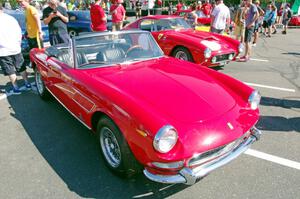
[144,127,262,185]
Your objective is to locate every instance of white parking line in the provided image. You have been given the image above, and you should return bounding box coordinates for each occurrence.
[250,58,269,62]
[245,82,296,92]
[245,149,300,170]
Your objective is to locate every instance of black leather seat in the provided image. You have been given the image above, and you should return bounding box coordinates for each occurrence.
[58,51,88,66]
[96,47,125,62]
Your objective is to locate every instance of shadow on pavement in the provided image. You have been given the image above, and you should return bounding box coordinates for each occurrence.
[257,116,300,132]
[260,96,300,109]
[282,52,300,56]
[258,96,300,132]
[6,91,188,198]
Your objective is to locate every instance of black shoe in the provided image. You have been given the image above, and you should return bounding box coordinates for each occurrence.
[282,31,286,34]
[272,30,277,34]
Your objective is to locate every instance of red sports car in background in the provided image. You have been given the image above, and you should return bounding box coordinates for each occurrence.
[289,15,300,26]
[30,31,261,185]
[124,16,243,67]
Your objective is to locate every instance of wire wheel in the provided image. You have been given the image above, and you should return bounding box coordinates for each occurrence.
[100,127,121,168]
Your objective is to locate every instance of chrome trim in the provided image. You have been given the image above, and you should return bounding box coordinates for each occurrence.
[152,161,184,169]
[46,87,92,130]
[74,30,149,40]
[211,53,235,65]
[144,127,262,185]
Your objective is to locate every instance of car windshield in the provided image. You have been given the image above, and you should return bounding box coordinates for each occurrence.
[71,31,164,68]
[156,18,191,31]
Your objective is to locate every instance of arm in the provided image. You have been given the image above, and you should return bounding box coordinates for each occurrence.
[33,12,43,39]
[56,10,69,23]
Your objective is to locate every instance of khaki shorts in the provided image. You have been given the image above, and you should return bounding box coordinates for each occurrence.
[112,22,123,31]
[234,25,245,37]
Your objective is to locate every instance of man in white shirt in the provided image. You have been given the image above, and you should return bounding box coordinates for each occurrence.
[0,5,31,94]
[210,0,230,34]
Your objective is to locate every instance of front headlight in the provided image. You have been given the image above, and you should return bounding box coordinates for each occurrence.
[238,43,244,53]
[248,90,261,110]
[153,125,178,153]
[204,48,212,58]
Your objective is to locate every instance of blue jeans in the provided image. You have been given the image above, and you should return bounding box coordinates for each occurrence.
[49,33,70,46]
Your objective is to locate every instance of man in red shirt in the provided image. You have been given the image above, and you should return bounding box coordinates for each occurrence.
[110,0,126,31]
[201,0,212,16]
[90,0,107,31]
[176,1,182,11]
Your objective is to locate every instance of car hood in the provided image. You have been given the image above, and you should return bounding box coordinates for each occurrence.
[86,57,237,123]
[169,29,234,51]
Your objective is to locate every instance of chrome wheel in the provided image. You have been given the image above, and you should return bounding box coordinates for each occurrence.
[175,51,188,60]
[100,127,121,168]
[35,70,44,94]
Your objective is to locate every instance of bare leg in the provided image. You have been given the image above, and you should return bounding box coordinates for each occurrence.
[8,73,18,88]
[20,70,29,83]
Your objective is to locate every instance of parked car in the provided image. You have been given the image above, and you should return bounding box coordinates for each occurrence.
[67,11,93,37]
[289,15,300,26]
[30,30,261,185]
[4,10,50,60]
[67,11,129,37]
[124,16,243,67]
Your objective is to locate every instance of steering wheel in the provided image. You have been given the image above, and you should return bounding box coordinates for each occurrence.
[125,45,144,57]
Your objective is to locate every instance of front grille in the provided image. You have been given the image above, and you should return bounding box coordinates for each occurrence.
[215,54,231,62]
[188,145,226,166]
[188,137,244,167]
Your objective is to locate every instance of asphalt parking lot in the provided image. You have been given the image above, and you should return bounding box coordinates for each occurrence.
[0,29,299,199]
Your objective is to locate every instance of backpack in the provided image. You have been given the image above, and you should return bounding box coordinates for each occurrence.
[287,9,292,19]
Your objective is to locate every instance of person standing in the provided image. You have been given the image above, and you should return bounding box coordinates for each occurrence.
[282,4,292,34]
[201,0,212,17]
[110,0,126,31]
[240,0,259,62]
[252,0,264,47]
[90,0,107,31]
[135,0,142,19]
[42,0,70,45]
[210,0,230,34]
[176,1,182,11]
[233,1,247,43]
[0,5,31,94]
[17,0,44,50]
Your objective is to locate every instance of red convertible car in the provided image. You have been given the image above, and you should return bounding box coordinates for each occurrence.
[124,16,243,67]
[30,31,261,185]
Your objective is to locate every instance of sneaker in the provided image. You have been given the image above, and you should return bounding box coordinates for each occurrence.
[282,31,286,34]
[12,87,22,95]
[239,56,250,62]
[25,83,32,90]
[267,35,271,37]
[272,30,277,34]
[252,43,257,47]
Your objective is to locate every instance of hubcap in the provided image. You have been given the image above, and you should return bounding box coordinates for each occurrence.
[100,127,121,168]
[35,70,44,94]
[175,51,188,60]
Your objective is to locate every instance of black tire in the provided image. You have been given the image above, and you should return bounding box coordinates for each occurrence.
[172,47,194,62]
[35,68,50,100]
[97,116,141,177]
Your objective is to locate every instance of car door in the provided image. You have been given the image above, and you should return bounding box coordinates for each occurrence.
[46,50,94,125]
